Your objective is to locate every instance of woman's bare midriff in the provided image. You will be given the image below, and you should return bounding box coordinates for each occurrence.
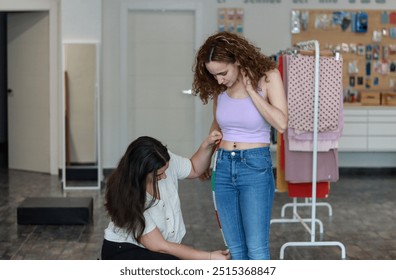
[219,140,269,150]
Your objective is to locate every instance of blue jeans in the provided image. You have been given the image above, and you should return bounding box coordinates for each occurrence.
[213,147,275,260]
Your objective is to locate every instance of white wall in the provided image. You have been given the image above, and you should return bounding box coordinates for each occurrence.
[102,0,396,168]
[4,0,396,170]
[0,0,52,10]
[193,0,396,56]
[61,0,101,42]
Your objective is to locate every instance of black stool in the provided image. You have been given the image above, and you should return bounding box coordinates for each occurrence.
[17,197,93,225]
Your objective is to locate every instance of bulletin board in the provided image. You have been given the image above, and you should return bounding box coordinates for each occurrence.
[291,10,396,104]
[217,8,244,34]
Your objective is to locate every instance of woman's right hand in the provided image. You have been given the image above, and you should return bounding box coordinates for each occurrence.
[199,167,212,181]
[205,130,222,149]
[210,249,230,260]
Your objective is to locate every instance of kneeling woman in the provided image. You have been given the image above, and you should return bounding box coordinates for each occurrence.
[101,134,229,260]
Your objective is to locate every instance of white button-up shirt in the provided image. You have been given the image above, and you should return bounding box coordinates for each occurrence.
[104,151,191,247]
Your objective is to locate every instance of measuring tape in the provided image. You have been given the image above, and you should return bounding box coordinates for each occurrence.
[210,140,228,248]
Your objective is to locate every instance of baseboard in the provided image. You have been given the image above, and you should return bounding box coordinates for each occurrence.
[273,167,396,177]
[338,167,396,176]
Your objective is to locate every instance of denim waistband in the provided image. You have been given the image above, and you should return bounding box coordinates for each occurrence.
[217,146,271,160]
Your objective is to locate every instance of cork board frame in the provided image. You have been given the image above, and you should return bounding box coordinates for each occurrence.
[291,10,396,96]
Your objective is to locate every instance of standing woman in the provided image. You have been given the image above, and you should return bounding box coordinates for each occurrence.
[192,31,288,260]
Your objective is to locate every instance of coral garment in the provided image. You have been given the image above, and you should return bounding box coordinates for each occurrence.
[276,132,329,198]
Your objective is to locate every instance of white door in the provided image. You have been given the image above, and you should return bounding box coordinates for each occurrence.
[7,12,50,173]
[127,10,195,157]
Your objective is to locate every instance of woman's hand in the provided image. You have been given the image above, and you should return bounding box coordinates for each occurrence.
[198,167,212,181]
[241,69,254,92]
[198,130,221,181]
[210,249,231,260]
[188,130,222,179]
[205,129,222,149]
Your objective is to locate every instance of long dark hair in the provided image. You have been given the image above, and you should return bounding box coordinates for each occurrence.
[192,31,276,104]
[105,136,170,242]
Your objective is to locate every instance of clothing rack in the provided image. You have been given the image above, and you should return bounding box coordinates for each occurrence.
[278,197,332,218]
[272,40,346,260]
[271,197,327,235]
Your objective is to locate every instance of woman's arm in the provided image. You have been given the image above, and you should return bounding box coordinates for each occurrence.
[198,96,221,180]
[140,227,230,260]
[189,95,223,179]
[187,129,222,179]
[210,95,221,133]
[245,69,288,133]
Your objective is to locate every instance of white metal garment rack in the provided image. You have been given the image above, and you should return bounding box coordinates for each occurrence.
[273,40,346,260]
[278,197,332,219]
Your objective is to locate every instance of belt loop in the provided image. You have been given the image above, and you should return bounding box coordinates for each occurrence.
[240,149,244,159]
[218,148,223,160]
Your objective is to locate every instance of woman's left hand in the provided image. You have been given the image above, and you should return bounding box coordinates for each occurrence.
[207,130,222,148]
[241,69,254,92]
[210,249,231,260]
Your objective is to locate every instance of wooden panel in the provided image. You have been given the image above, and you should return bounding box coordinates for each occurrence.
[361,91,381,105]
[292,9,396,102]
[381,93,396,105]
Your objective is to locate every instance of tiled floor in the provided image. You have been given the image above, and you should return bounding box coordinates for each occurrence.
[0,168,395,260]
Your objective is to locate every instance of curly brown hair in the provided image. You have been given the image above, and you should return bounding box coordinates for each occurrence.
[192,31,276,104]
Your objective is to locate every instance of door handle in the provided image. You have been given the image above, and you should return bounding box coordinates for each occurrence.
[181,89,192,95]
[7,89,13,95]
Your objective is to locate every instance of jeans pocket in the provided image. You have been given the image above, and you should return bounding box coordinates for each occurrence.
[242,156,271,171]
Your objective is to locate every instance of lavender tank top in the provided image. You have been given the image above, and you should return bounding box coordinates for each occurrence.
[216,91,271,143]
